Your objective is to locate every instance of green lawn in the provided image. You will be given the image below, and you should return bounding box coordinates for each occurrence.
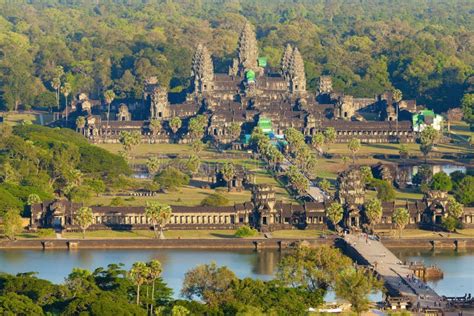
[1,112,55,126]
[91,186,252,207]
[62,229,243,239]
[41,229,328,240]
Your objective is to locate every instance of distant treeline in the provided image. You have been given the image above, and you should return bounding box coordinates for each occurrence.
[0,0,472,112]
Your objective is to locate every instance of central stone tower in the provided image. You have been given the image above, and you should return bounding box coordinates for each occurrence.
[231,22,259,77]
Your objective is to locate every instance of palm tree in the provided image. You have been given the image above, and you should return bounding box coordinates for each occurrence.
[76,116,86,134]
[149,119,161,142]
[169,117,182,134]
[392,208,409,238]
[51,77,61,112]
[220,162,235,192]
[311,132,325,156]
[145,201,172,239]
[326,202,343,231]
[103,89,116,140]
[51,66,64,113]
[146,157,162,177]
[61,82,71,126]
[129,262,150,306]
[75,206,93,239]
[348,138,361,164]
[147,260,162,314]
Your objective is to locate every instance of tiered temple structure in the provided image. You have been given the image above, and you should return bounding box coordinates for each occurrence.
[72,22,419,145]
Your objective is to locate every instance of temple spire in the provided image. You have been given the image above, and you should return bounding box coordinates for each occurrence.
[288,47,306,94]
[281,43,293,78]
[237,22,258,75]
[192,44,214,95]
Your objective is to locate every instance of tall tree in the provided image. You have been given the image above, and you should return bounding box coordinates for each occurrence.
[145,202,172,239]
[169,117,182,134]
[364,198,383,231]
[347,138,361,163]
[220,162,235,192]
[311,132,325,155]
[129,262,150,306]
[75,206,93,239]
[149,119,162,142]
[2,209,23,240]
[335,267,383,315]
[277,246,352,293]
[181,262,237,306]
[419,126,439,162]
[147,259,162,314]
[103,90,116,141]
[325,202,343,230]
[61,82,71,126]
[323,127,336,150]
[392,207,410,238]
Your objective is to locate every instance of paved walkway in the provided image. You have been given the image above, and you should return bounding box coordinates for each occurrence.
[344,233,445,311]
[280,158,326,202]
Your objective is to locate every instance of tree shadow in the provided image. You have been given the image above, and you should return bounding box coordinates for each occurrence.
[210,233,236,239]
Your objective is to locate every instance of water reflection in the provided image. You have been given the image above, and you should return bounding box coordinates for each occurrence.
[0,248,472,298]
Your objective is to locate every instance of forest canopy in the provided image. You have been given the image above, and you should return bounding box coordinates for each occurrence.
[0,0,472,113]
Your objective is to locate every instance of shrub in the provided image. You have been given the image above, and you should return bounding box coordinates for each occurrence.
[110,197,125,206]
[430,172,452,192]
[154,167,190,191]
[235,225,258,238]
[37,229,55,238]
[372,179,396,202]
[200,193,230,207]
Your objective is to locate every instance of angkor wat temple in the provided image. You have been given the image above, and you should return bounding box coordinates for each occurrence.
[65,22,419,145]
[30,175,474,233]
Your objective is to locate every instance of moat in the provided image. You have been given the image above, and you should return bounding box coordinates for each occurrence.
[0,248,472,299]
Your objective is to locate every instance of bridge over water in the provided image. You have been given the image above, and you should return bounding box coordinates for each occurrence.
[341,234,445,311]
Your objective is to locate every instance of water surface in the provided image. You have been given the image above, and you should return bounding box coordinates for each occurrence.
[0,248,472,298]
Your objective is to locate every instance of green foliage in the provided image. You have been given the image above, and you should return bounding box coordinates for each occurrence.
[200,193,230,207]
[277,246,352,293]
[109,197,125,207]
[430,172,453,192]
[1,209,23,240]
[0,292,44,315]
[442,215,461,232]
[154,167,190,191]
[75,206,93,239]
[347,138,361,162]
[412,165,433,186]
[364,198,383,229]
[181,262,237,306]
[461,93,474,124]
[453,176,474,206]
[286,165,309,196]
[0,1,471,112]
[372,179,396,202]
[145,202,172,239]
[234,225,258,238]
[392,208,410,238]
[325,202,343,228]
[334,267,383,315]
[37,228,55,238]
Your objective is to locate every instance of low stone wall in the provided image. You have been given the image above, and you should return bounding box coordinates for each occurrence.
[0,238,334,250]
[382,238,474,249]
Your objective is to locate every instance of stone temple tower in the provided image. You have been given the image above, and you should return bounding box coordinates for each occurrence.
[191,44,214,96]
[280,43,293,79]
[318,76,333,94]
[236,22,259,76]
[144,77,170,120]
[288,47,306,95]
